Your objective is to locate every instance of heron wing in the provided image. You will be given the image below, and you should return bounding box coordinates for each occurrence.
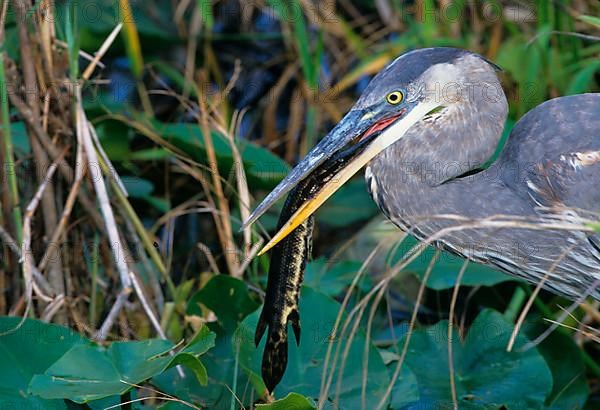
[498,93,600,214]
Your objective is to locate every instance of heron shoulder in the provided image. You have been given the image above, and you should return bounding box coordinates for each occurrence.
[497,93,600,212]
[502,94,600,160]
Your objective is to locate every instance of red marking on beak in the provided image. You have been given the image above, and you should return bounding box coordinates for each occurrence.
[361,110,405,141]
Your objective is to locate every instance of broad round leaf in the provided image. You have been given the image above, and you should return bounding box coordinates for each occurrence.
[397,309,553,408]
[0,317,86,408]
[29,328,215,403]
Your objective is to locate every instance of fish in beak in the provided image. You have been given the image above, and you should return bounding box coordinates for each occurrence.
[243,99,440,254]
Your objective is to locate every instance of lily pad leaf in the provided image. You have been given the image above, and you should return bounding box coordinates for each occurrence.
[394,235,514,289]
[0,317,86,408]
[29,327,215,403]
[187,275,260,332]
[304,257,372,297]
[256,392,317,409]
[524,320,589,409]
[398,309,552,408]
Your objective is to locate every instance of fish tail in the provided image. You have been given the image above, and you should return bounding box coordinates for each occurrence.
[255,307,300,392]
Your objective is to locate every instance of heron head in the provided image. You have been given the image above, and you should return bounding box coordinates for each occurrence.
[244,47,504,254]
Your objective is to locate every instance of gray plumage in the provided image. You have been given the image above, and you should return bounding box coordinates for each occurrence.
[365,48,600,299]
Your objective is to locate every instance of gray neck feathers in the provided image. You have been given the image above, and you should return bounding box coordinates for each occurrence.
[387,54,508,186]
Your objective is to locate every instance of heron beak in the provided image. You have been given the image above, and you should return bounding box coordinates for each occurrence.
[245,100,440,255]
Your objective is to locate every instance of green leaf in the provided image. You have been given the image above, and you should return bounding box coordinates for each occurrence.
[316,178,379,227]
[394,235,514,290]
[144,196,171,213]
[96,120,131,161]
[121,176,154,198]
[566,61,600,95]
[167,353,208,386]
[496,35,548,116]
[577,15,600,28]
[237,287,391,409]
[57,0,175,51]
[523,322,589,409]
[389,363,420,408]
[542,334,588,409]
[152,121,290,189]
[152,325,252,408]
[183,325,217,356]
[155,278,261,409]
[129,148,171,160]
[398,309,553,408]
[9,122,30,154]
[187,275,260,332]
[86,395,122,409]
[29,328,215,403]
[0,317,86,408]
[304,257,372,297]
[256,392,317,409]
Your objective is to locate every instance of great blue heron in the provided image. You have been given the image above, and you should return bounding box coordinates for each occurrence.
[244,47,600,392]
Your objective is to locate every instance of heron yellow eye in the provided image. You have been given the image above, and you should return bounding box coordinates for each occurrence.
[386,91,404,105]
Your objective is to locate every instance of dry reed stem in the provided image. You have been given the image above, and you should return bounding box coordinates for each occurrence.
[77,88,131,289]
[196,70,240,275]
[374,247,440,410]
[333,294,370,405]
[236,238,265,277]
[523,278,600,351]
[543,317,600,344]
[129,271,167,340]
[129,270,185,378]
[0,224,53,296]
[224,109,252,259]
[262,64,298,144]
[507,239,582,352]
[41,294,65,322]
[53,39,106,68]
[7,91,106,231]
[82,23,123,81]
[86,106,174,337]
[318,246,381,406]
[38,140,85,271]
[12,0,65,304]
[580,302,600,323]
[0,148,65,336]
[104,380,201,410]
[197,242,220,274]
[285,87,305,162]
[361,282,388,409]
[183,3,201,100]
[123,216,164,310]
[97,287,132,341]
[448,259,469,410]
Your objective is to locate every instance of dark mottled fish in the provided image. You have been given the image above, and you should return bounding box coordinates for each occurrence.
[253,179,315,393]
[255,136,375,393]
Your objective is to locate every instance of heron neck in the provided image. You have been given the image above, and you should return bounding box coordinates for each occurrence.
[365,94,511,233]
[365,154,526,242]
